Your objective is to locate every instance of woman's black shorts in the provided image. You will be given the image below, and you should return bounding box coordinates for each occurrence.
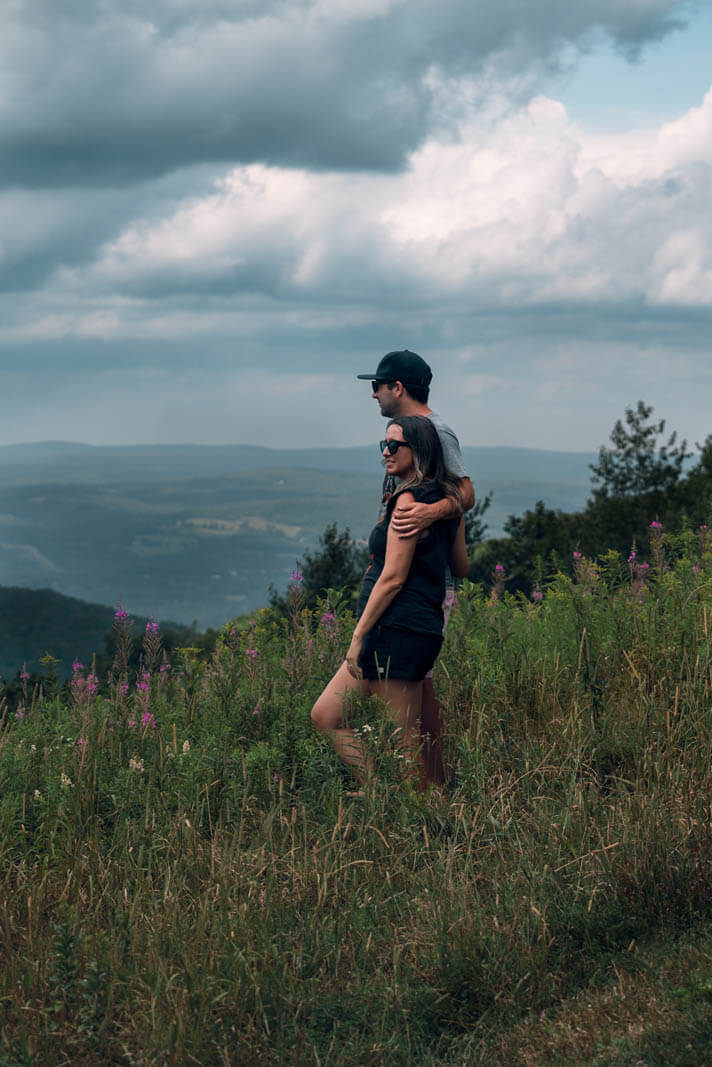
[358,625,443,682]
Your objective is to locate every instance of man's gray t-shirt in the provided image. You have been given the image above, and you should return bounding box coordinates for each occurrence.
[427,411,468,480]
[380,410,468,513]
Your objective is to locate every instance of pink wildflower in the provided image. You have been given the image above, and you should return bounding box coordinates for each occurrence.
[532,590,543,602]
[246,649,258,659]
[115,609,129,619]
[495,563,504,573]
[141,711,155,729]
[650,520,663,530]
[290,569,303,584]
[573,551,582,561]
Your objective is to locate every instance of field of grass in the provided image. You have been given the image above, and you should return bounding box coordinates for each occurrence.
[2,523,712,1064]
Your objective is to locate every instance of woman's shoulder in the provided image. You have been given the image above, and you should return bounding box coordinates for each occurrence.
[411,480,445,504]
[390,483,441,513]
[388,481,444,520]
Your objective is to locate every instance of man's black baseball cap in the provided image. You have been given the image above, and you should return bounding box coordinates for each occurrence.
[356,350,432,388]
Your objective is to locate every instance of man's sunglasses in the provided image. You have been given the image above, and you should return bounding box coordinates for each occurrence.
[371,379,393,391]
[380,439,411,455]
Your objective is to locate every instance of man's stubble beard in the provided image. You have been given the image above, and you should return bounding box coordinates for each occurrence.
[378,395,400,419]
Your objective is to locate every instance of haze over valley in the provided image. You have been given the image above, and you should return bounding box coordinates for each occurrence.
[0,441,595,628]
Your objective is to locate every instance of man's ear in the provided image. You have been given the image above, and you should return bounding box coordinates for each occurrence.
[391,380,405,398]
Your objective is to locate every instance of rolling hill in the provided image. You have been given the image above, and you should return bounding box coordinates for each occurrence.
[0,441,596,629]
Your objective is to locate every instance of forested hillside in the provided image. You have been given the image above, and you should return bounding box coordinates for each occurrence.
[0,586,201,686]
[0,441,595,626]
[2,401,708,686]
[0,587,117,682]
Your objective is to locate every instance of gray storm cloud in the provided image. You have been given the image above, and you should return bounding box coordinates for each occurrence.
[1,0,692,186]
[1,0,710,455]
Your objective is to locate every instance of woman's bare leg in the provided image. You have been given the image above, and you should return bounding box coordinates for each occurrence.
[311,661,371,781]
[369,678,425,789]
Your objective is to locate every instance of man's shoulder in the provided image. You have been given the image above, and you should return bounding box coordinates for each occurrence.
[427,410,459,440]
[426,410,468,478]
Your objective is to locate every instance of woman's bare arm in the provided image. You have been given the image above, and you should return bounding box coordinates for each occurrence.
[345,495,420,677]
[352,493,418,641]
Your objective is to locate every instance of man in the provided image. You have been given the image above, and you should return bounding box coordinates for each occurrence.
[356,349,474,784]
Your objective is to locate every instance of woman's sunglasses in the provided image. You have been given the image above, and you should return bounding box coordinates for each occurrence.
[380,439,411,455]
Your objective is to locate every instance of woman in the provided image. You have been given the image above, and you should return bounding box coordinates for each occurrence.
[311,415,469,788]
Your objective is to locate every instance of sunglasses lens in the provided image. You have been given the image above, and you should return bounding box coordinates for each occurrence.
[380,440,402,454]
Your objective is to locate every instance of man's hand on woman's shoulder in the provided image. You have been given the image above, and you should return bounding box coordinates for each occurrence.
[391,498,437,539]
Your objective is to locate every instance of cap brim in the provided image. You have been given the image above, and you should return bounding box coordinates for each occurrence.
[356,373,378,380]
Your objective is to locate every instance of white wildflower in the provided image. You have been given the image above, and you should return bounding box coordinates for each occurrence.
[33,789,41,800]
[129,755,145,773]
[182,740,190,754]
[61,772,73,788]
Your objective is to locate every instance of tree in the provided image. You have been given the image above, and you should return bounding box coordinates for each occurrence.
[300,523,368,605]
[464,490,493,548]
[589,400,690,501]
[463,405,709,597]
[269,523,368,615]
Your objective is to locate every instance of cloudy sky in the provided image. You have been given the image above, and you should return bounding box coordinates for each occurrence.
[2,0,711,453]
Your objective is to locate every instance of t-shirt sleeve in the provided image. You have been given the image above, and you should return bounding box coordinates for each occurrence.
[428,413,468,479]
[437,426,468,479]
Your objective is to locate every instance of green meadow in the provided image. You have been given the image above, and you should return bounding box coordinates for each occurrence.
[3,525,712,1064]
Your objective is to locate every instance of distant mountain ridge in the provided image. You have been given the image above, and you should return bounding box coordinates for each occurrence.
[0,439,598,484]
[0,441,599,628]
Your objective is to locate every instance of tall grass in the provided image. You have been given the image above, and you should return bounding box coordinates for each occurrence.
[2,529,712,1064]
